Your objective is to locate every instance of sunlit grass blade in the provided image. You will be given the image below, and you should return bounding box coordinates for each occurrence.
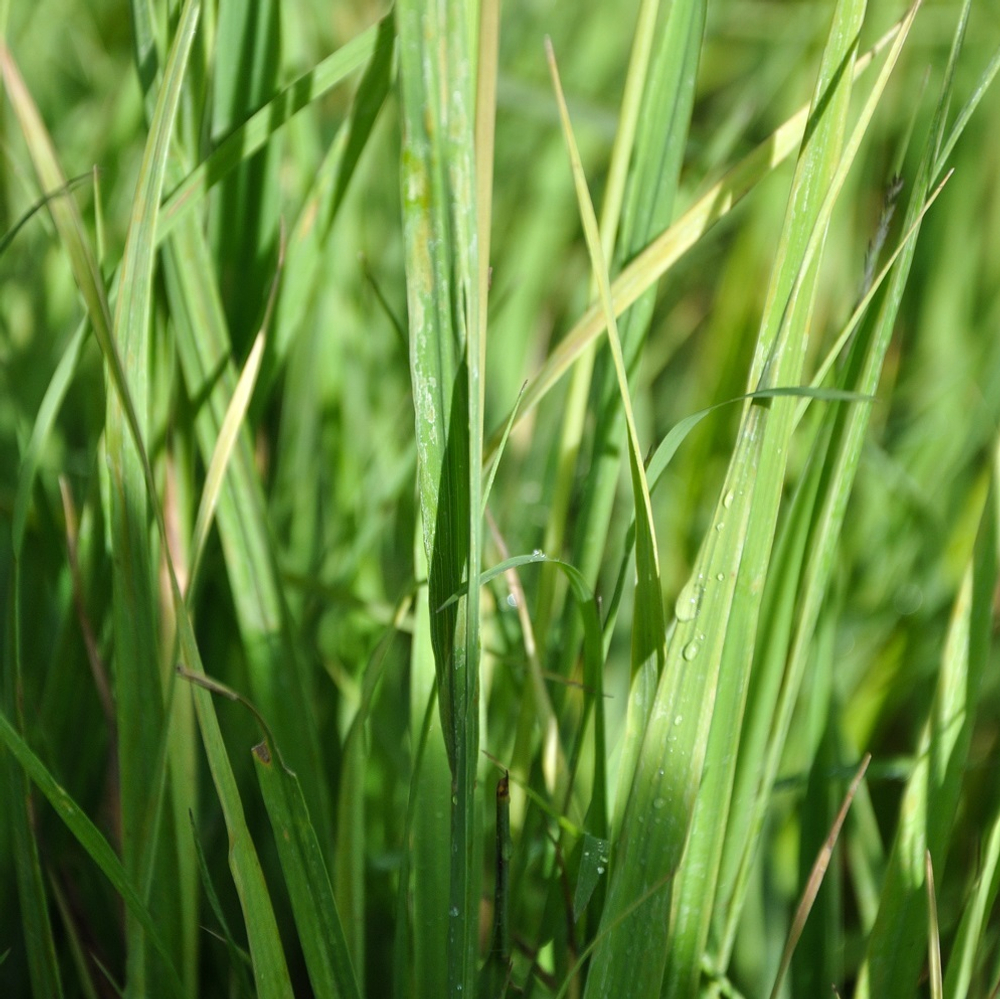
[927,851,944,999]
[943,781,1000,999]
[269,14,395,386]
[545,21,664,712]
[600,1,904,994]
[6,14,299,994]
[490,12,908,448]
[187,288,271,592]
[158,16,390,240]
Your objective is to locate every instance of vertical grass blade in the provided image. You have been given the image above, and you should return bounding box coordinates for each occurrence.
[397,1,482,994]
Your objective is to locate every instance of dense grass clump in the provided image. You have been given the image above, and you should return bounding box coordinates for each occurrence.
[2,1,1000,997]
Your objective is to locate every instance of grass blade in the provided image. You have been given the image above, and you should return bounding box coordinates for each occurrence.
[397,1,482,993]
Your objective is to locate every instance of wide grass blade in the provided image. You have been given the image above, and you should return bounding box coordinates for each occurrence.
[397,1,483,993]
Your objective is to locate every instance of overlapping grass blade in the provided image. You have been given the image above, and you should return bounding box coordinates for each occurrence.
[103,3,201,991]
[5,10,300,996]
[3,569,63,999]
[855,462,997,999]
[588,1,912,995]
[0,711,185,999]
[407,535,451,999]
[492,14,907,445]
[158,16,390,240]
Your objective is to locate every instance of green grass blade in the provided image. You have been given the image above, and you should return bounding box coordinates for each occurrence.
[12,317,87,555]
[408,532,452,999]
[251,739,363,999]
[855,480,997,999]
[397,1,482,993]
[4,564,63,999]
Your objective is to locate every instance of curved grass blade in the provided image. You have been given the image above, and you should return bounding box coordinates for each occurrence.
[12,317,88,555]
[103,4,202,992]
[767,754,870,999]
[174,666,362,999]
[0,172,93,257]
[545,33,664,687]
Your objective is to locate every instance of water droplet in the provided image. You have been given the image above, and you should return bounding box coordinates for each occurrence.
[450,906,459,917]
[506,592,518,608]
[716,572,724,582]
[682,640,701,662]
[723,490,735,509]
[674,579,701,622]
[653,797,665,809]
[596,866,605,875]
[531,548,544,559]
[674,714,683,725]
[715,521,725,532]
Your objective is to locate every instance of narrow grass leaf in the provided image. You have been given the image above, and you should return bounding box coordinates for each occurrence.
[855,475,997,998]
[12,317,87,555]
[188,300,271,591]
[545,35,664,680]
[4,767,63,999]
[188,813,255,999]
[0,172,92,257]
[104,5,201,993]
[943,783,1000,999]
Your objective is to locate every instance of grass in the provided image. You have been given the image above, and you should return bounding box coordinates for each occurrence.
[2,1,1000,997]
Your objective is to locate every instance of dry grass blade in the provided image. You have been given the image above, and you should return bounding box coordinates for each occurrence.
[927,850,943,999]
[768,754,871,999]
